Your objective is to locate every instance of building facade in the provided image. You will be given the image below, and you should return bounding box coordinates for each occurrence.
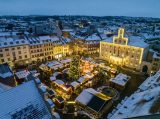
[0,37,30,66]
[0,35,70,66]
[151,52,160,73]
[100,28,149,70]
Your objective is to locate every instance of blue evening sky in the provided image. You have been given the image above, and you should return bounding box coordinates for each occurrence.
[0,0,159,18]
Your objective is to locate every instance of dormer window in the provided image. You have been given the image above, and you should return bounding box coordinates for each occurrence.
[10,42,13,44]
[16,41,19,44]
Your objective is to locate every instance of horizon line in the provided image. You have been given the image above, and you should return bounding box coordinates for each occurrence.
[0,14,160,19]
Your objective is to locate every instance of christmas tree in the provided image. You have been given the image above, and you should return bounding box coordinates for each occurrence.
[69,55,80,80]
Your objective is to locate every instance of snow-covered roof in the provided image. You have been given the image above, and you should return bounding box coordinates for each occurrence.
[78,76,86,83]
[103,35,149,48]
[15,70,30,79]
[128,36,149,48]
[62,68,70,74]
[109,70,160,119]
[64,37,72,43]
[53,72,61,77]
[34,78,41,84]
[0,83,12,93]
[60,59,71,64]
[153,52,160,59]
[0,80,52,119]
[85,72,94,79]
[62,29,73,32]
[39,84,47,93]
[46,61,61,69]
[85,34,101,41]
[70,81,80,88]
[0,32,18,37]
[52,112,61,119]
[76,89,93,105]
[46,99,55,108]
[0,63,14,79]
[109,73,130,86]
[0,37,29,48]
[76,88,111,113]
[54,80,64,85]
[143,33,160,39]
[39,36,51,41]
[139,70,160,92]
[109,87,160,119]
[51,36,60,42]
[50,76,56,81]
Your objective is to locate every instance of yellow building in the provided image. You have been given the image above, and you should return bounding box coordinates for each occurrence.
[53,44,70,59]
[100,28,149,70]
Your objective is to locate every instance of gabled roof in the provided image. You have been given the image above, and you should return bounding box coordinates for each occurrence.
[0,63,14,79]
[0,80,52,119]
[76,88,111,113]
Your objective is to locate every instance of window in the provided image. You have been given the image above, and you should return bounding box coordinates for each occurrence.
[18,51,21,54]
[17,47,20,49]
[5,49,9,51]
[10,42,13,44]
[25,55,27,58]
[16,41,19,44]
[6,53,10,56]
[0,49,2,52]
[0,54,3,57]
[1,59,4,62]
[23,46,26,49]
[19,56,22,59]
[12,48,15,50]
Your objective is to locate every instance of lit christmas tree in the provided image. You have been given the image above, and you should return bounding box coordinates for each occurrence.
[69,55,80,80]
